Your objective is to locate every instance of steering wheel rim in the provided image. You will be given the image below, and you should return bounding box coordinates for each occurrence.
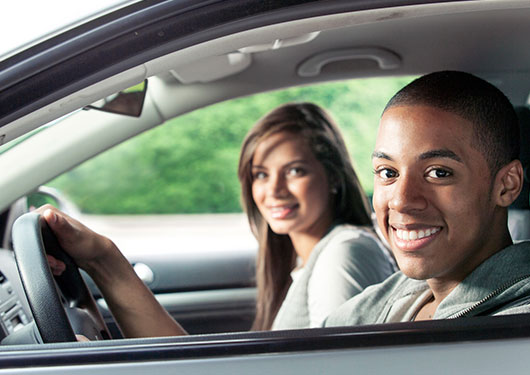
[12,212,111,343]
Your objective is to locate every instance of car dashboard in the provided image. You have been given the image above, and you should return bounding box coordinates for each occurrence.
[0,249,33,343]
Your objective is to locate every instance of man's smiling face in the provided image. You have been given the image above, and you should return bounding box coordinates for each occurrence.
[372,105,501,285]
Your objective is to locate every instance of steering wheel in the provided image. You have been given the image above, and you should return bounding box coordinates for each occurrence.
[11,212,111,343]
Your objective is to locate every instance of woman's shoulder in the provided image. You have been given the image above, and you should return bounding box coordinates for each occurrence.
[317,223,396,270]
[324,223,382,250]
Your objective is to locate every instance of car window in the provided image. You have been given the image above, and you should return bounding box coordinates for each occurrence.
[33,77,413,335]
[43,77,414,258]
[48,76,414,216]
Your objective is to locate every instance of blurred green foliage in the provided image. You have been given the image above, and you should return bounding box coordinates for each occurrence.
[49,76,414,214]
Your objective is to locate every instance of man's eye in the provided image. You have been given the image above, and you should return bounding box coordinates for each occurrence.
[374,168,397,179]
[426,168,452,178]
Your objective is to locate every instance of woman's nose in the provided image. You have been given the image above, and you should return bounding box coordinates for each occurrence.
[269,173,288,197]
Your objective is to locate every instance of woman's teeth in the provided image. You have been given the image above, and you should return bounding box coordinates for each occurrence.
[270,205,294,219]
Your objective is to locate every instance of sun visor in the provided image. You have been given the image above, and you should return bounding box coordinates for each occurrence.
[170,52,251,84]
[237,32,320,53]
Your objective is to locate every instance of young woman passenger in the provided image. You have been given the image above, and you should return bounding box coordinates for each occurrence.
[238,103,396,330]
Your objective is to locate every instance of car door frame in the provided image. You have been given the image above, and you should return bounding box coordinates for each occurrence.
[1,315,530,373]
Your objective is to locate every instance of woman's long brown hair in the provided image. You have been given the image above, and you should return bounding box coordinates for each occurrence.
[238,103,372,331]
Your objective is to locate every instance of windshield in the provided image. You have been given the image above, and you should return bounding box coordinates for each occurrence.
[0,1,139,62]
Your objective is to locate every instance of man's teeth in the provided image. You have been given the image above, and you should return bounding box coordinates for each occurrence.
[395,227,440,240]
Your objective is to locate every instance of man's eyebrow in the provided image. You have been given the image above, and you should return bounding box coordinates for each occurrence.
[371,149,463,163]
[371,151,392,160]
[419,149,463,163]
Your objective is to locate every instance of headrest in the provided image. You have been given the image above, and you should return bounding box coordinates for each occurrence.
[511,106,530,209]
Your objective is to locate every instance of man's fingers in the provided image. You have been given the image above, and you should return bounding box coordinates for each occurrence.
[42,207,57,223]
[46,255,66,276]
[41,207,77,248]
[42,207,64,231]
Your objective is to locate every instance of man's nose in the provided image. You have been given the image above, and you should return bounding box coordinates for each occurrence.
[388,174,428,213]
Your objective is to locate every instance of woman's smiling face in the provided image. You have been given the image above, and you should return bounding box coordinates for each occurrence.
[251,131,333,240]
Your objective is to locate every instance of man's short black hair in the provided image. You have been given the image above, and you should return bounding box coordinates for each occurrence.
[383,71,520,174]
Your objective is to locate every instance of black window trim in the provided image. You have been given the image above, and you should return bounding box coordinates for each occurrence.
[1,314,530,368]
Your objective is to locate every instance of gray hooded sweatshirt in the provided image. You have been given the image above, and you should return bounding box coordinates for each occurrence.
[325,241,530,326]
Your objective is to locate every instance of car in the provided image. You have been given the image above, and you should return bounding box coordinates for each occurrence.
[1,0,530,373]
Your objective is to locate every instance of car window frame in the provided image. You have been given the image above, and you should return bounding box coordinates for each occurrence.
[1,315,530,368]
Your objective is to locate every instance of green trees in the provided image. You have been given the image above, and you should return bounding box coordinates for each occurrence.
[50,77,413,214]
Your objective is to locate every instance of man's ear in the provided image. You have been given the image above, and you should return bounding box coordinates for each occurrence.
[494,160,524,207]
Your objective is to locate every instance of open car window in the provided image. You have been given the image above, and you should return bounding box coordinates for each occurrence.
[36,77,412,336]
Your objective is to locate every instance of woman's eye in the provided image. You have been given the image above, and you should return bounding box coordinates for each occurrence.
[287,167,305,177]
[374,168,397,180]
[426,168,452,179]
[253,171,267,180]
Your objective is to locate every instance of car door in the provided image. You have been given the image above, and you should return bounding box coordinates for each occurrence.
[83,213,257,336]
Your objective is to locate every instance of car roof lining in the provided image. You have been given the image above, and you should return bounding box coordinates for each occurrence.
[146,0,530,121]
